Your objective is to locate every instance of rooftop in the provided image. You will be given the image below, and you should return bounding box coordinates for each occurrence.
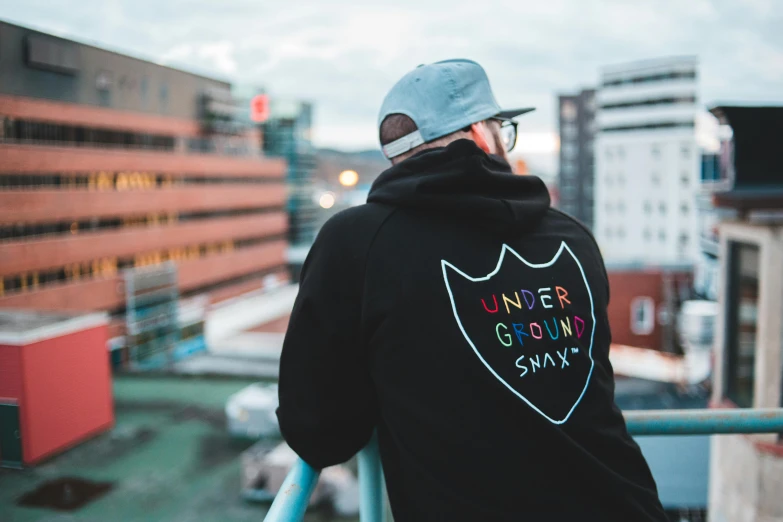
[0,375,355,522]
[601,55,698,78]
[0,18,231,85]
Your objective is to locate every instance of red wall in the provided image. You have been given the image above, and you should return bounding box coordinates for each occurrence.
[0,345,23,399]
[20,324,113,464]
[0,345,22,463]
[607,270,692,351]
[607,271,664,350]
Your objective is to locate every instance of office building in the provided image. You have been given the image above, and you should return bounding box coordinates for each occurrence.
[707,105,783,521]
[259,100,318,279]
[557,88,596,229]
[0,21,289,344]
[594,56,699,263]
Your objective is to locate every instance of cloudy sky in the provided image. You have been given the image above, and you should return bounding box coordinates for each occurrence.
[2,0,782,155]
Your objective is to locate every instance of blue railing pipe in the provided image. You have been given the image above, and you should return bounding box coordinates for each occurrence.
[263,408,783,522]
[263,457,318,522]
[357,434,385,522]
[625,408,783,435]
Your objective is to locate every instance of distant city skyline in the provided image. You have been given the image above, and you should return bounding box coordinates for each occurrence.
[2,0,781,154]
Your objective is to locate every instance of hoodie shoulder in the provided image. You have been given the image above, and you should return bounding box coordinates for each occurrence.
[547,207,610,298]
[313,203,397,258]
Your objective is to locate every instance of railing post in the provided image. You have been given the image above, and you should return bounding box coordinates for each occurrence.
[263,458,319,522]
[263,408,783,522]
[357,433,384,522]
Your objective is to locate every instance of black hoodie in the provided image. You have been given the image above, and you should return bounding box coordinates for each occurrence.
[278,140,667,522]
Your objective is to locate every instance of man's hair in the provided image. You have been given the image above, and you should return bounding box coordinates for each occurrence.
[379,114,471,164]
[379,113,504,164]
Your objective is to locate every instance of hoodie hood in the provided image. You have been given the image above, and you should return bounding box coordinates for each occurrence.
[367,139,550,231]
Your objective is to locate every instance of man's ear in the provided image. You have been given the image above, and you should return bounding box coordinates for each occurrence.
[470,122,491,153]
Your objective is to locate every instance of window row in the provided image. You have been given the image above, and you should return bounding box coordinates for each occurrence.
[0,239,233,297]
[0,236,296,298]
[0,117,175,150]
[600,95,696,111]
[604,200,690,215]
[605,143,693,160]
[601,121,695,133]
[602,70,696,87]
[0,172,279,190]
[603,171,691,188]
[0,207,281,242]
[604,228,690,245]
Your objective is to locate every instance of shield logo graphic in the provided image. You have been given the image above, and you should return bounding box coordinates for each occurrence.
[441,241,595,424]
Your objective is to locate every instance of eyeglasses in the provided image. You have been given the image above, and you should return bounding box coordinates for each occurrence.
[461,118,518,153]
[493,118,518,153]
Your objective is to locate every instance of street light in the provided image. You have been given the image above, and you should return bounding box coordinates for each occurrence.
[338,169,359,187]
[319,192,336,209]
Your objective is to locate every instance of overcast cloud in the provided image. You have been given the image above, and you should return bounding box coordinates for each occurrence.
[1,0,781,152]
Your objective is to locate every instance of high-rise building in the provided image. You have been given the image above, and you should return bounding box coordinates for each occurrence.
[260,100,318,279]
[594,56,699,263]
[0,21,289,343]
[557,89,596,229]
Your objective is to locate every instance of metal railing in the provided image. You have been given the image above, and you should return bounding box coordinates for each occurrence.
[262,408,783,522]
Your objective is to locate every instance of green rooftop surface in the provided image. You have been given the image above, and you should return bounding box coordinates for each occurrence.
[0,375,359,522]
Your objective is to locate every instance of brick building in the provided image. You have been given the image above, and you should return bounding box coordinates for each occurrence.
[0,21,289,341]
[606,265,692,352]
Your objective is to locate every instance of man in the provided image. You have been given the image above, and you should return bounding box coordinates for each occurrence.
[278,59,667,522]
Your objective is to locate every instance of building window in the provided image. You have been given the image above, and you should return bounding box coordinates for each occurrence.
[0,118,176,150]
[561,184,577,199]
[562,142,577,158]
[681,171,689,186]
[617,173,625,186]
[659,202,667,214]
[725,242,759,408]
[606,148,614,162]
[561,101,577,121]
[617,201,626,214]
[659,229,667,241]
[617,227,625,239]
[562,123,577,140]
[681,143,691,159]
[651,144,661,159]
[643,228,652,240]
[681,203,690,215]
[585,93,596,112]
[617,146,625,159]
[651,171,660,186]
[644,201,652,214]
[630,297,655,335]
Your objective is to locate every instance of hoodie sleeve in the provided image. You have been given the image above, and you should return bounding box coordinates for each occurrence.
[276,209,379,470]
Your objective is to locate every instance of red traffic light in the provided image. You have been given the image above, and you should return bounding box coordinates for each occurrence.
[250,94,270,123]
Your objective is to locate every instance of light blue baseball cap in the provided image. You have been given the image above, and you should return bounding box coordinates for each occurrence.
[378,58,534,159]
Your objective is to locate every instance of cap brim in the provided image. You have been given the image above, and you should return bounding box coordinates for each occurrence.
[495,107,535,120]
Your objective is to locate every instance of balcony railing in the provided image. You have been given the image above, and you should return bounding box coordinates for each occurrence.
[263,408,783,522]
